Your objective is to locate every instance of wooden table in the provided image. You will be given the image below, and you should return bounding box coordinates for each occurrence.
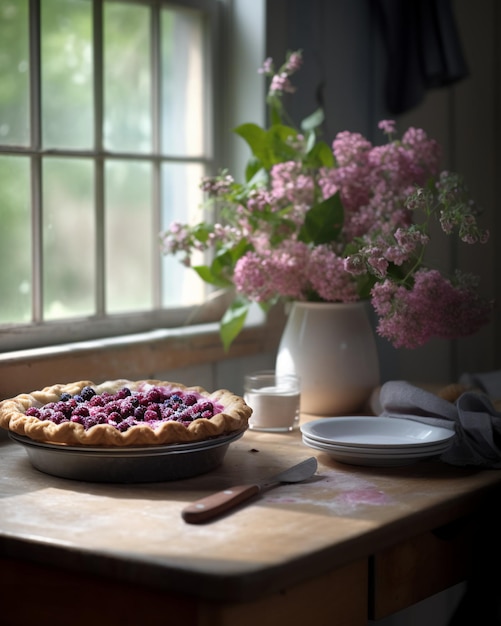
[0,420,500,626]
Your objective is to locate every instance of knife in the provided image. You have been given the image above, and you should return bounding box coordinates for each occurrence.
[181,456,318,523]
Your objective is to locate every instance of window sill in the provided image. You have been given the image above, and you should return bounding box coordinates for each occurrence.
[0,309,285,400]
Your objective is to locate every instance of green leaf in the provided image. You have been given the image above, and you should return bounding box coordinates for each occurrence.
[267,125,299,163]
[304,129,317,153]
[300,193,344,245]
[220,298,251,351]
[192,223,212,244]
[305,140,335,168]
[233,123,270,164]
[355,273,377,300]
[193,264,232,288]
[300,108,324,133]
[245,157,264,182]
[270,107,282,126]
[195,238,251,289]
[247,166,269,188]
[267,94,284,126]
[234,123,300,169]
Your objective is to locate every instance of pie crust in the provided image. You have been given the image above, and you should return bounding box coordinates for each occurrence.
[0,379,251,447]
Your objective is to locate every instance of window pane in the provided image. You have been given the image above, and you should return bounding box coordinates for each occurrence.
[105,160,153,313]
[104,2,151,153]
[161,7,205,156]
[0,156,31,322]
[161,162,205,306]
[43,158,95,319]
[0,0,219,350]
[41,0,93,149]
[0,0,30,146]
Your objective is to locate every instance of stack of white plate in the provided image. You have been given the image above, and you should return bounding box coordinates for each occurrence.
[300,416,455,467]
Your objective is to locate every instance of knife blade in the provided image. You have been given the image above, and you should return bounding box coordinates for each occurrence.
[182,456,318,523]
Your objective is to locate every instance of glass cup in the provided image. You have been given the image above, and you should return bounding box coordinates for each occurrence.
[244,370,300,432]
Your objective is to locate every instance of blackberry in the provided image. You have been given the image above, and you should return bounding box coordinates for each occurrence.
[115,387,131,399]
[117,416,135,432]
[80,386,96,401]
[25,384,222,433]
[134,406,146,420]
[50,411,67,425]
[94,413,108,425]
[183,393,198,406]
[160,406,174,420]
[89,395,105,407]
[198,401,214,415]
[119,398,136,416]
[105,401,121,414]
[144,409,159,422]
[108,411,122,423]
[39,408,53,421]
[72,405,90,418]
[144,388,163,404]
[53,401,72,417]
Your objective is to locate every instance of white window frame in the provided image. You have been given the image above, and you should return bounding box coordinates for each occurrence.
[0,0,266,354]
[0,0,217,352]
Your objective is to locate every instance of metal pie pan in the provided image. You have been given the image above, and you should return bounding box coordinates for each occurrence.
[9,430,245,483]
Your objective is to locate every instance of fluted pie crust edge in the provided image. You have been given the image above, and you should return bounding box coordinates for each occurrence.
[0,379,251,447]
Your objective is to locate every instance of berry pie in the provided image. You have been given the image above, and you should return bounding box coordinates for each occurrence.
[0,379,251,446]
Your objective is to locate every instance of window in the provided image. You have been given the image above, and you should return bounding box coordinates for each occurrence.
[0,0,223,352]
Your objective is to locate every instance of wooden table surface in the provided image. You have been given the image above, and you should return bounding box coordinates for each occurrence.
[1,419,500,624]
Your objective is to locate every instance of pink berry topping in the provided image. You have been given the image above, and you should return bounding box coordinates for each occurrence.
[24,385,224,432]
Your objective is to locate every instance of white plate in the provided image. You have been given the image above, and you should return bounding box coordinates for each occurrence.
[301,434,453,456]
[300,416,455,449]
[301,436,445,466]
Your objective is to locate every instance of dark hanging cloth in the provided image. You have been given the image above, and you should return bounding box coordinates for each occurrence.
[374,0,469,114]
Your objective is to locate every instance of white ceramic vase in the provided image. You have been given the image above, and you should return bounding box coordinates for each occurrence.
[275,301,380,416]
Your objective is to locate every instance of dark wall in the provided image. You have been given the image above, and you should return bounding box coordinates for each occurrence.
[266,0,500,384]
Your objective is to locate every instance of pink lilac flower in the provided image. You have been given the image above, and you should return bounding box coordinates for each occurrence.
[365,247,389,278]
[161,222,202,256]
[331,131,372,167]
[270,161,315,207]
[394,227,429,252]
[285,52,303,73]
[233,242,310,302]
[161,222,208,267]
[307,246,359,302]
[318,125,441,244]
[208,223,240,245]
[200,173,234,197]
[435,171,490,244]
[161,49,491,350]
[343,254,365,276]
[347,226,430,277]
[402,127,441,175]
[270,73,296,94]
[378,120,396,135]
[371,269,492,348]
[246,188,273,213]
[258,57,273,74]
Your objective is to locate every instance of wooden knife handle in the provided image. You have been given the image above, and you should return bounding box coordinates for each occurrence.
[182,484,260,523]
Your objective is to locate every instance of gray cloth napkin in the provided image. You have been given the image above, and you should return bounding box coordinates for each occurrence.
[379,380,501,468]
